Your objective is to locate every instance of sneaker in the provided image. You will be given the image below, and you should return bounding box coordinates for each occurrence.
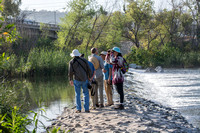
[85,110,90,113]
[105,103,113,107]
[114,104,124,110]
[75,110,81,113]
[96,104,99,107]
[90,107,96,110]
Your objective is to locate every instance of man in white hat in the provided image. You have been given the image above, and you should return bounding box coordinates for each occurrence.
[68,49,92,113]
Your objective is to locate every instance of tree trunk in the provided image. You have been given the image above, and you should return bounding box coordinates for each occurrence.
[85,15,98,57]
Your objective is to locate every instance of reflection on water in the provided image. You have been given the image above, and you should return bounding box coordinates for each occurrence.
[1,76,75,132]
[126,68,200,128]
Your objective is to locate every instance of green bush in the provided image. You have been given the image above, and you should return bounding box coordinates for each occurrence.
[126,45,200,68]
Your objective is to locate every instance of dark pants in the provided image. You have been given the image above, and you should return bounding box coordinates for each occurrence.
[114,83,124,104]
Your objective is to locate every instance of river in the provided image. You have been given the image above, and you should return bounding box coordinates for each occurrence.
[126,68,200,128]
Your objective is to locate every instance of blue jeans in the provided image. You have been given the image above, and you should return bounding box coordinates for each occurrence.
[74,80,89,111]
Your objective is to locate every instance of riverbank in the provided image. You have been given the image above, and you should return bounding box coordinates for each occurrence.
[48,92,200,133]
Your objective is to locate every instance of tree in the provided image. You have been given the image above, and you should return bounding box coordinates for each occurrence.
[100,11,126,48]
[124,0,154,48]
[2,0,21,18]
[184,0,200,47]
[55,0,113,56]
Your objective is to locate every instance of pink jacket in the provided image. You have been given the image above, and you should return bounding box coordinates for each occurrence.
[105,53,124,84]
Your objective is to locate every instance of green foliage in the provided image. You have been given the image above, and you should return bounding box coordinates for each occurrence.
[0,106,30,133]
[0,52,10,69]
[2,0,21,18]
[56,0,96,49]
[36,37,55,49]
[0,105,57,133]
[126,44,200,68]
[56,0,113,56]
[0,0,17,75]
[27,48,70,76]
[125,0,154,47]
[0,47,71,77]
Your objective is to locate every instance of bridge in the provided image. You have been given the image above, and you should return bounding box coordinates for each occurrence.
[7,19,60,39]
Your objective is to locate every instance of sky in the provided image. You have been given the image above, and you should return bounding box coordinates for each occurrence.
[20,0,172,12]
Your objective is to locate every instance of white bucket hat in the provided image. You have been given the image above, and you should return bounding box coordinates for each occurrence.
[70,49,81,57]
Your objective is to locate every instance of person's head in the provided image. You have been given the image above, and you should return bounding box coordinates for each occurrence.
[91,47,98,55]
[70,49,81,57]
[112,47,121,57]
[99,51,107,60]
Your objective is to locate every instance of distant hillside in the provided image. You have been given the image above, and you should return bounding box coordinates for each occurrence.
[21,10,67,24]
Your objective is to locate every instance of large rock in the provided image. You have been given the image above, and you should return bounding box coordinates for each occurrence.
[155,66,164,73]
[145,67,157,73]
[145,66,164,73]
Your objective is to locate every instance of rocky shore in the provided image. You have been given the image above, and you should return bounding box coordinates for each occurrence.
[48,92,200,133]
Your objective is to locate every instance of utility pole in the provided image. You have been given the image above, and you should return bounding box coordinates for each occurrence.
[33,9,36,22]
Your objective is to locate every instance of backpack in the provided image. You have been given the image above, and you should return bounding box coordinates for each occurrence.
[121,58,129,74]
[88,56,99,70]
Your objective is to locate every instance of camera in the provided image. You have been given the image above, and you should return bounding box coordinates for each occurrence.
[87,82,92,89]
[91,80,97,85]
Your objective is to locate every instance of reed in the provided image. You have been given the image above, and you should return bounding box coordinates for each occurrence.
[0,48,71,77]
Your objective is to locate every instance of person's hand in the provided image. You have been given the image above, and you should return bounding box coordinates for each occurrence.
[108,78,111,84]
[69,80,74,86]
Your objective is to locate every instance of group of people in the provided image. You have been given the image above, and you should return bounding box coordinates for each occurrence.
[68,46,125,113]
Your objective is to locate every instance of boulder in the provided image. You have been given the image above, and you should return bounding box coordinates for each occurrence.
[155,66,164,73]
[145,66,164,73]
[145,67,157,73]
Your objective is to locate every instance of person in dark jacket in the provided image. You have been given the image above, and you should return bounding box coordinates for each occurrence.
[68,49,92,113]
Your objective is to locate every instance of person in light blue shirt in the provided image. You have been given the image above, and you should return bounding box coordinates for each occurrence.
[100,51,114,106]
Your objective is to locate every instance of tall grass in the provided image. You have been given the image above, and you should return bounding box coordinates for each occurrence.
[1,48,71,77]
[27,48,71,76]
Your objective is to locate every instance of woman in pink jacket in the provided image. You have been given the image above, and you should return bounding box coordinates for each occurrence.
[106,47,124,110]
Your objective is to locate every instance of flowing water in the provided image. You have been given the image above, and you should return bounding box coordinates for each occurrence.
[2,68,200,132]
[125,68,200,128]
